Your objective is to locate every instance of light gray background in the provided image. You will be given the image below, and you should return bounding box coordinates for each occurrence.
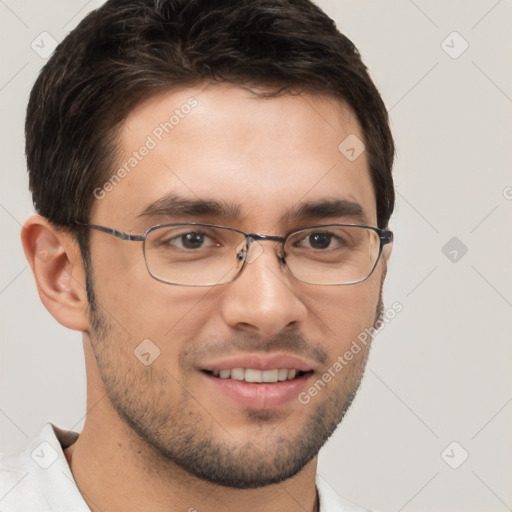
[1,1,511,511]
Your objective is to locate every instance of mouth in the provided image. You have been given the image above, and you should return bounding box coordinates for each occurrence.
[203,368,313,383]
[199,354,316,409]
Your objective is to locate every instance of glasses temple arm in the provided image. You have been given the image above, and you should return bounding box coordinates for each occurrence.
[75,222,145,241]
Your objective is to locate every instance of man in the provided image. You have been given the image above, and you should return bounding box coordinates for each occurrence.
[0,0,394,510]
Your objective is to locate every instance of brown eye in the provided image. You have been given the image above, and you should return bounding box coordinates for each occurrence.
[179,232,206,249]
[307,232,333,249]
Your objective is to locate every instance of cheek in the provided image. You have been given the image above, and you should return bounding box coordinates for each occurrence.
[305,273,381,349]
[90,240,208,333]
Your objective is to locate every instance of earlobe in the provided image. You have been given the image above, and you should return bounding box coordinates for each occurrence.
[382,241,393,262]
[21,215,89,331]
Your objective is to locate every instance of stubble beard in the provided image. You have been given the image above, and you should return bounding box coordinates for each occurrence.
[86,276,383,489]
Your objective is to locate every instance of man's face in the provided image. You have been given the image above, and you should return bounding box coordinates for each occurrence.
[85,84,384,488]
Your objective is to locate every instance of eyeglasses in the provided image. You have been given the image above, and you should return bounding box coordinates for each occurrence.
[76,222,393,286]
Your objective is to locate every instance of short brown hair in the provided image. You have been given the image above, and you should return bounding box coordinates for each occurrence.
[26,0,395,235]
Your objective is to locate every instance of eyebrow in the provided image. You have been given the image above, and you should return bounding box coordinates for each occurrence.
[282,198,368,225]
[138,193,241,220]
[138,193,368,225]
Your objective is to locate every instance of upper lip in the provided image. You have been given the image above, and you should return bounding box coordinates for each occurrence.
[200,353,315,373]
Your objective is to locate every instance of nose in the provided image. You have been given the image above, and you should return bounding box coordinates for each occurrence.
[220,240,308,338]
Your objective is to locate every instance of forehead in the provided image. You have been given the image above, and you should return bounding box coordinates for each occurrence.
[93,83,377,230]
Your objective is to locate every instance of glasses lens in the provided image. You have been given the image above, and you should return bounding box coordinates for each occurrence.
[285,225,381,285]
[144,224,246,286]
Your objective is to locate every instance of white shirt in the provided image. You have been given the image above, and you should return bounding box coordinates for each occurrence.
[0,424,370,511]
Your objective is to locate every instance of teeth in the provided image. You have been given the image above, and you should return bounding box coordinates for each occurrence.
[278,369,288,381]
[262,369,279,383]
[210,368,304,383]
[230,368,245,381]
[245,369,262,383]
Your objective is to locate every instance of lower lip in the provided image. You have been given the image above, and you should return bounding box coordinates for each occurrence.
[202,372,312,409]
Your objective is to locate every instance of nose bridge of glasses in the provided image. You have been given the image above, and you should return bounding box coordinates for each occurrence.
[237,234,286,264]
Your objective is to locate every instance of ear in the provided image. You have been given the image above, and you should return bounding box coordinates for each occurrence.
[382,242,393,262]
[21,215,89,331]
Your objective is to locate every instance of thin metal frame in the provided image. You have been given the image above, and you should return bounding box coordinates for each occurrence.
[75,221,393,286]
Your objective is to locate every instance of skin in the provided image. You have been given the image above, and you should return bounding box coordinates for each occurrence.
[22,83,390,512]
